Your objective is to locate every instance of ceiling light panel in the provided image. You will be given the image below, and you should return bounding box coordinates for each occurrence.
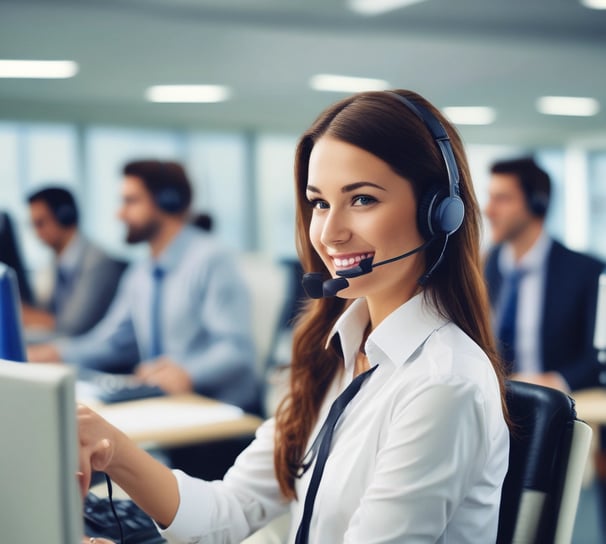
[579,0,606,10]
[348,0,428,16]
[536,96,600,117]
[145,85,232,103]
[0,60,78,79]
[442,106,497,125]
[309,74,390,93]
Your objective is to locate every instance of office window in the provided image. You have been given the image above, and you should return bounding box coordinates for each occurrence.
[0,122,78,272]
[587,151,606,260]
[185,132,250,250]
[255,134,298,259]
[0,123,21,213]
[23,124,79,193]
[535,150,566,244]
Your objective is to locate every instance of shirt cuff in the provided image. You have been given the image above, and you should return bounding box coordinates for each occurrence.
[157,469,214,543]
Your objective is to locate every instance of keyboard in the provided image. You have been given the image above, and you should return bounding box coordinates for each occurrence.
[84,492,167,543]
[80,370,166,404]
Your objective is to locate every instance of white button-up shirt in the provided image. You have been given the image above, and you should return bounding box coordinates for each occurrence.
[161,294,509,543]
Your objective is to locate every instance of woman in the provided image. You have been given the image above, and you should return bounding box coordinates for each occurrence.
[79,89,509,543]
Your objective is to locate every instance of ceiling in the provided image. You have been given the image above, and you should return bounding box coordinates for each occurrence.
[1,0,606,146]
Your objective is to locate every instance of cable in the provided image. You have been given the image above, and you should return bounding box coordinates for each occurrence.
[104,473,125,544]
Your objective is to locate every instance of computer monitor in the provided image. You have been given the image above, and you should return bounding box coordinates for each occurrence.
[0,210,34,305]
[0,262,27,361]
[0,360,83,543]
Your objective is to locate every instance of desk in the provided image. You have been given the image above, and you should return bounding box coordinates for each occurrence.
[572,388,606,426]
[90,394,263,449]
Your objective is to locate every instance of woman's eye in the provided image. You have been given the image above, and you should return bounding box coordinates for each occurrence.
[308,198,329,210]
[352,195,377,207]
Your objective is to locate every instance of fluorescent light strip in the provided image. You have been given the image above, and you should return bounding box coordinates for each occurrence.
[0,60,78,79]
[442,106,496,125]
[145,85,232,103]
[536,96,600,117]
[348,0,428,16]
[580,0,606,9]
[310,74,390,93]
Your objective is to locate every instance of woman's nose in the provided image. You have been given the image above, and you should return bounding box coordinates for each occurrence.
[320,209,351,247]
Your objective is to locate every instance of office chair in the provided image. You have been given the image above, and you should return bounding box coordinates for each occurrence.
[497,380,593,544]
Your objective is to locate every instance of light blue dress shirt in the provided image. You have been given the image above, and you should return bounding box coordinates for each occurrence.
[56,225,258,410]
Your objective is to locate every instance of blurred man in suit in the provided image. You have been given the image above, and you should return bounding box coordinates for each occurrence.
[22,187,126,337]
[483,157,603,392]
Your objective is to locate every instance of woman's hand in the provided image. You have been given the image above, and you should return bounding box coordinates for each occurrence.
[81,537,115,544]
[77,404,121,497]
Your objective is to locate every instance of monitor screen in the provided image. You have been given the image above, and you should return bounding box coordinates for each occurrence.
[0,262,27,362]
[0,211,34,305]
[0,360,83,543]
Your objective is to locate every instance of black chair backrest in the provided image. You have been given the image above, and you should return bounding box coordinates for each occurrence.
[497,380,576,543]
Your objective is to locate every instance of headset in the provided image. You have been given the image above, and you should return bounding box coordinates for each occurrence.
[301,92,465,299]
[389,93,465,241]
[53,202,78,227]
[35,188,78,227]
[525,188,550,218]
[153,186,187,214]
[147,161,190,214]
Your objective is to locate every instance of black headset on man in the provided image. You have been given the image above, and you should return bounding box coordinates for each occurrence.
[149,161,190,215]
[302,92,465,299]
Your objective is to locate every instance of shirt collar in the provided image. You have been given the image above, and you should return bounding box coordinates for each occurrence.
[148,224,193,273]
[499,230,552,275]
[326,293,449,373]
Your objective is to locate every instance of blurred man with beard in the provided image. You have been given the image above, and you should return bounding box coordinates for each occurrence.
[28,160,258,413]
[483,156,603,391]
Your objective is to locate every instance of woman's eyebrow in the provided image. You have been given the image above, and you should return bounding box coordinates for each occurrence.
[306,181,386,194]
[342,181,386,193]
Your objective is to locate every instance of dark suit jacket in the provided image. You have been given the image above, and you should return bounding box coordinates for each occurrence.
[485,239,604,391]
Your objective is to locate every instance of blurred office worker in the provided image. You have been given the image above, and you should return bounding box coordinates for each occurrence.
[483,157,603,392]
[28,160,258,411]
[22,187,125,337]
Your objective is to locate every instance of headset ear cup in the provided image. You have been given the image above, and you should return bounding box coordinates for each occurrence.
[417,187,465,239]
[435,194,465,235]
[417,187,441,240]
[528,192,549,217]
[155,188,184,214]
[54,203,77,227]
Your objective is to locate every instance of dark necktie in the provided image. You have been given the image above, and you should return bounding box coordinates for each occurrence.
[149,266,164,359]
[294,364,378,544]
[497,268,525,371]
[52,267,69,315]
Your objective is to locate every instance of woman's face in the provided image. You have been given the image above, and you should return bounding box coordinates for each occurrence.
[306,135,426,320]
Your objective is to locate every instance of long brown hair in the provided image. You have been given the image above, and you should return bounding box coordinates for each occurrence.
[274,89,507,499]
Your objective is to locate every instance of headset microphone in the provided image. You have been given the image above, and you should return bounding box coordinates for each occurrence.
[302,239,432,299]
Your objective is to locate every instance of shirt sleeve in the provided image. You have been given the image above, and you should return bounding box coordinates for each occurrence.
[344,379,491,543]
[179,250,258,408]
[55,269,139,370]
[159,418,289,543]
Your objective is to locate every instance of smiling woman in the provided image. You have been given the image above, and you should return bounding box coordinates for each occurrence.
[77,89,510,544]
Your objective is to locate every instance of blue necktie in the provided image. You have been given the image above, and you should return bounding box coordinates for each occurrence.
[294,365,378,544]
[149,266,164,359]
[52,267,69,315]
[497,268,525,371]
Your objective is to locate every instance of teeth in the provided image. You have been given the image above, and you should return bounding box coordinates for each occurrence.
[333,253,372,267]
